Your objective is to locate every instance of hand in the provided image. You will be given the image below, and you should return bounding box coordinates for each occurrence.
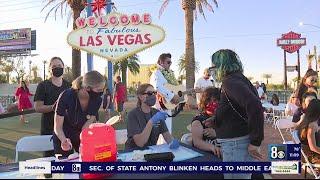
[150,111,168,124]
[248,144,263,161]
[170,95,180,104]
[61,138,72,151]
[169,139,180,149]
[203,128,216,138]
[210,145,222,158]
[203,116,215,128]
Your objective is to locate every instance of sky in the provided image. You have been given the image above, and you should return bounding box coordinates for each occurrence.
[1,0,320,84]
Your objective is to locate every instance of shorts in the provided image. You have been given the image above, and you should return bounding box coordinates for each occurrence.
[115,102,124,112]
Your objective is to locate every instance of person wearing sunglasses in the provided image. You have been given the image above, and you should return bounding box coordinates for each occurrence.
[125,83,179,150]
[150,53,181,144]
[295,69,318,107]
[53,71,105,157]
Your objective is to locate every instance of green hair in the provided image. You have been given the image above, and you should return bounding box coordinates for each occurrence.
[211,49,243,81]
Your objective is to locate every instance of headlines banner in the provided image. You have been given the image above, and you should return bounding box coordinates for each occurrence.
[19,161,301,174]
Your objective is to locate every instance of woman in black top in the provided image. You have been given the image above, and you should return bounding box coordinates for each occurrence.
[53,71,105,157]
[295,99,320,165]
[295,69,318,107]
[34,57,70,157]
[191,87,221,158]
[210,49,264,179]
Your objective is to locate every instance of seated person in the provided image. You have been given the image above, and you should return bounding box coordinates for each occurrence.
[295,99,320,166]
[292,92,317,123]
[125,83,179,150]
[191,87,221,158]
[53,71,105,157]
[270,94,280,106]
[285,93,299,116]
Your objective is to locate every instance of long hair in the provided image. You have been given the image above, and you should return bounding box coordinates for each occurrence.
[211,49,243,81]
[296,69,318,102]
[296,99,320,140]
[71,71,105,90]
[49,57,64,67]
[20,80,29,92]
[136,83,153,107]
[270,94,279,106]
[199,87,220,111]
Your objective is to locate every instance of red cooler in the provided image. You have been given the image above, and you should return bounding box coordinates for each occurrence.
[80,123,117,179]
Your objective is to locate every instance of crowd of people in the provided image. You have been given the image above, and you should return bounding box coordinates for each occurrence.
[1,48,319,178]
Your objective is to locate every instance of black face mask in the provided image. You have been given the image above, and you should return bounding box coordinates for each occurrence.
[52,67,64,77]
[88,90,103,99]
[145,95,156,106]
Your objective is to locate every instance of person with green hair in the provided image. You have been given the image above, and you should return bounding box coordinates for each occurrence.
[207,49,264,179]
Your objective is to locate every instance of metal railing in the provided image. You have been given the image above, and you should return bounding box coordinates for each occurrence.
[266,90,293,104]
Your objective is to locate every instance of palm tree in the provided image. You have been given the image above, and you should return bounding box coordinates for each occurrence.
[160,0,218,90]
[113,54,140,89]
[262,74,272,84]
[177,53,200,77]
[42,0,86,80]
[1,60,14,83]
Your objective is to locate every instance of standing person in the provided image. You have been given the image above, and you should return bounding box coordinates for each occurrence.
[194,68,214,109]
[209,49,264,179]
[15,80,33,123]
[254,81,264,100]
[113,76,126,122]
[295,69,318,107]
[150,53,180,144]
[34,57,70,157]
[103,88,112,121]
[53,71,105,157]
[125,83,179,150]
[285,93,299,116]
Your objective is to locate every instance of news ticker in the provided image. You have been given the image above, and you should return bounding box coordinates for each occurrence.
[19,161,301,175]
[268,144,301,161]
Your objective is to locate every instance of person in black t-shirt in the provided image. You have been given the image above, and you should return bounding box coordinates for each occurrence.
[34,57,70,157]
[53,71,105,157]
[103,88,112,121]
[191,87,221,158]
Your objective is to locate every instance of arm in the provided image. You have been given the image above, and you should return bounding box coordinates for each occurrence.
[54,114,67,143]
[191,120,216,152]
[162,131,173,144]
[132,120,154,148]
[307,124,320,154]
[224,80,264,146]
[82,116,96,130]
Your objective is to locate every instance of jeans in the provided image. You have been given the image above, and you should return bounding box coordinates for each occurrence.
[217,135,255,179]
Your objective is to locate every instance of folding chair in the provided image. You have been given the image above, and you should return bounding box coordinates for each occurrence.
[115,129,127,145]
[291,130,320,179]
[272,105,285,128]
[15,135,53,162]
[275,118,295,144]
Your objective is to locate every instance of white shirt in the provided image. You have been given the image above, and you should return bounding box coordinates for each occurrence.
[256,87,264,98]
[285,102,298,116]
[150,66,174,110]
[194,77,214,104]
[0,103,4,114]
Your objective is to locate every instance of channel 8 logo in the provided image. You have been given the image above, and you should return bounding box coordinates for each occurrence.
[72,163,81,173]
[268,144,287,160]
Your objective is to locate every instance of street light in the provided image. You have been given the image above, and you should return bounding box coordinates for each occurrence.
[299,22,320,29]
[43,60,47,80]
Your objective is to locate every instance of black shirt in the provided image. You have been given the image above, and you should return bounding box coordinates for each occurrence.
[34,79,70,135]
[214,72,264,146]
[53,88,102,153]
[192,112,216,143]
[292,108,303,123]
[125,107,168,150]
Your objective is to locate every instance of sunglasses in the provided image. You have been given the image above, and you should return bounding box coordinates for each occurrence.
[143,91,157,96]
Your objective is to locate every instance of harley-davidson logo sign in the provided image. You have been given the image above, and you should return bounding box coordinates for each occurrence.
[277,31,306,53]
[67,12,165,62]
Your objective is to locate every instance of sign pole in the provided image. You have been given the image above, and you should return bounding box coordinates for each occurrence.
[87,0,93,72]
[297,50,301,82]
[106,0,114,111]
[284,50,288,90]
[314,46,318,72]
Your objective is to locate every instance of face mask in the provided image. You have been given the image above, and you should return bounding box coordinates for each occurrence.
[206,101,218,115]
[88,90,103,99]
[52,67,64,77]
[145,95,156,106]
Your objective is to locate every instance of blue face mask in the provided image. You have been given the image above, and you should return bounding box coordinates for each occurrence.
[145,95,156,106]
